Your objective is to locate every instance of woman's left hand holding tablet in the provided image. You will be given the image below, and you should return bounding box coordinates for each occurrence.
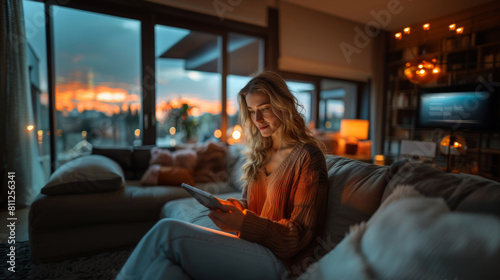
[208,204,245,233]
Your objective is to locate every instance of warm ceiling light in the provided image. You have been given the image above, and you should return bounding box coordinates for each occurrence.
[423,23,430,30]
[404,27,410,34]
[395,32,402,40]
[456,27,464,34]
[449,24,456,31]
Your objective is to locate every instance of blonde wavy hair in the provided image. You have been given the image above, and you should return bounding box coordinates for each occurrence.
[238,71,324,183]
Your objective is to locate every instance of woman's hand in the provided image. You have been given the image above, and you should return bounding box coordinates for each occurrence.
[208,204,245,233]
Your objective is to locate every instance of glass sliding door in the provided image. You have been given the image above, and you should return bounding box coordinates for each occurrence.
[52,6,141,165]
[155,25,222,147]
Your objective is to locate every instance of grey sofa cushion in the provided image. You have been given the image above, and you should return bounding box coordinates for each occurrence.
[41,155,125,195]
[384,160,500,216]
[322,155,393,248]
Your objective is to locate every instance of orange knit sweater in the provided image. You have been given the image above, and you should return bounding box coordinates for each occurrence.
[235,142,328,277]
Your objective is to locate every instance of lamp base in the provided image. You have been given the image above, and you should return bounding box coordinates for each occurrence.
[345,143,358,155]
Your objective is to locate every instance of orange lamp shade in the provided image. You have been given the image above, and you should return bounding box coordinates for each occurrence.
[340,119,369,141]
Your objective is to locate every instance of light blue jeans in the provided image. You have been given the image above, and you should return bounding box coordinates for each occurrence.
[116,219,288,280]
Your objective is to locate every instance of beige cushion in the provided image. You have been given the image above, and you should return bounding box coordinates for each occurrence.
[41,155,125,195]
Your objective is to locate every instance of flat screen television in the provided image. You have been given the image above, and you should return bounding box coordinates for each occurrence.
[417,83,500,131]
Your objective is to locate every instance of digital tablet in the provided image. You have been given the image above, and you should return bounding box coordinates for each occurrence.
[181,183,224,210]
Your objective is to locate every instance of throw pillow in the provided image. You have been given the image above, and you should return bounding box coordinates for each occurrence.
[172,149,198,171]
[149,147,173,166]
[140,164,194,186]
[41,155,125,195]
[158,166,195,186]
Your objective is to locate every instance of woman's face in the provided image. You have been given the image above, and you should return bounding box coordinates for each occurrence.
[245,91,282,138]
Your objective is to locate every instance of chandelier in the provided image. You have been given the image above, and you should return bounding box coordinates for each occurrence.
[395,23,464,84]
[403,57,440,84]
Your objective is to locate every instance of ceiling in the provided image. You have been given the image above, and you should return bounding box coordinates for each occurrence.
[282,0,496,31]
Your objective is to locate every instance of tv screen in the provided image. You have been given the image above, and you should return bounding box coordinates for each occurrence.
[417,84,499,131]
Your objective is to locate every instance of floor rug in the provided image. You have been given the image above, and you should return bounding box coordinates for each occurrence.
[1,241,133,280]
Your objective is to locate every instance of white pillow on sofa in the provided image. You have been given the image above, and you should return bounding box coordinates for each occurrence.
[41,155,125,195]
[300,194,500,280]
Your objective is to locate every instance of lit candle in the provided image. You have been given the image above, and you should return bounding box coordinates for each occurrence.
[374,155,385,166]
[449,23,456,31]
[423,23,430,31]
[456,27,464,35]
[404,27,410,35]
[395,32,402,40]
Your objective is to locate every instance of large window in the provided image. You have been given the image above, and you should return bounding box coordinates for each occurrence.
[53,6,141,164]
[21,0,275,172]
[155,25,222,146]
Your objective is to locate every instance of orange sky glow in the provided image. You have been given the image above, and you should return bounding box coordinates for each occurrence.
[55,81,237,119]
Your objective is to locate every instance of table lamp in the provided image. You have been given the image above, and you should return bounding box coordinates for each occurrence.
[340,119,369,155]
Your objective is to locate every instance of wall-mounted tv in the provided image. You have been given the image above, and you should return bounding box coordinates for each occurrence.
[417,83,500,131]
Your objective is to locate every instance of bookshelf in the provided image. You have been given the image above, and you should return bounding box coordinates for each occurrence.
[382,5,500,180]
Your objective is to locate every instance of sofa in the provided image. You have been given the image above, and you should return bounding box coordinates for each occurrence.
[29,142,500,278]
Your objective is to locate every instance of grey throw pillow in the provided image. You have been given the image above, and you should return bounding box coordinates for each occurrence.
[41,155,125,195]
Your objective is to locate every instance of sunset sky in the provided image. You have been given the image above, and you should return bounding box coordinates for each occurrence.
[23,1,312,120]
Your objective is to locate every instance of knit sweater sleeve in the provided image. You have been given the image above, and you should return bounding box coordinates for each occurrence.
[238,147,328,259]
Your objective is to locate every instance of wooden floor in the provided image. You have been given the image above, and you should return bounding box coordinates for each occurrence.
[0,207,30,244]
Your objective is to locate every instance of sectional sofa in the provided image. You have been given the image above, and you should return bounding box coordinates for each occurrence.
[29,142,500,278]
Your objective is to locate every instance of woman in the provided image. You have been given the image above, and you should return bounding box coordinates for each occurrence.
[116,72,328,280]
